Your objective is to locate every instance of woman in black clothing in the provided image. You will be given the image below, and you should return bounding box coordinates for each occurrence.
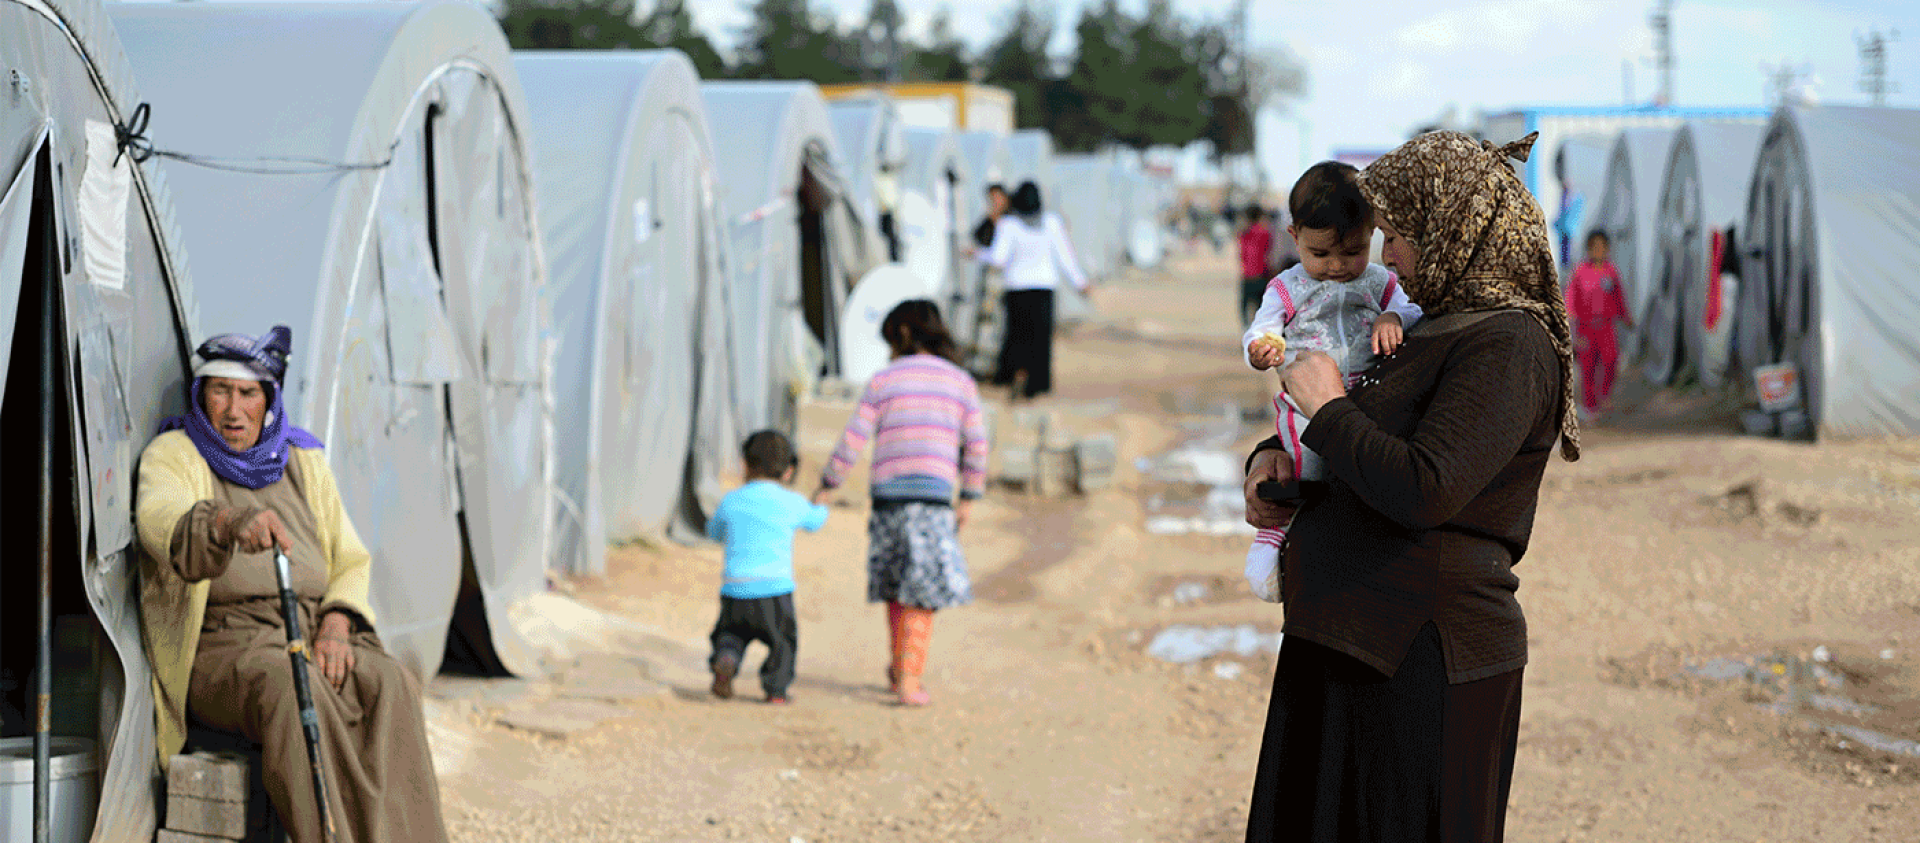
[1240,131,1580,843]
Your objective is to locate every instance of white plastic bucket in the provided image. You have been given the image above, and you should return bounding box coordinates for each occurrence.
[0,736,98,843]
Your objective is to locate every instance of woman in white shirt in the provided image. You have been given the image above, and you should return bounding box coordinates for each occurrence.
[978,181,1089,400]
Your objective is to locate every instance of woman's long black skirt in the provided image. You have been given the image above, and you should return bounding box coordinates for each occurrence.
[1244,623,1524,843]
[993,288,1055,397]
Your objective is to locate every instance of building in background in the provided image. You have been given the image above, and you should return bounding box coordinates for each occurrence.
[821,83,1015,135]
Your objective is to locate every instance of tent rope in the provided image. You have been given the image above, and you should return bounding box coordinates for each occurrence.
[115,102,397,175]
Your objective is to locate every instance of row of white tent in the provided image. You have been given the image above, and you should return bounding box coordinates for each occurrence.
[1,1,1170,836]
[1555,104,1920,440]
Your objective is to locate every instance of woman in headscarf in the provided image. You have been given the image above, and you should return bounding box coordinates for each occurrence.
[136,326,447,843]
[978,180,1089,401]
[1239,132,1578,842]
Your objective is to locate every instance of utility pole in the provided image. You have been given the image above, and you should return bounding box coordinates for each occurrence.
[1762,59,1810,107]
[1858,28,1900,106]
[1649,0,1675,106]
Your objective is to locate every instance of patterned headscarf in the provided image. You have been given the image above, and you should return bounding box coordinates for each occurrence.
[1358,131,1581,461]
[160,325,324,488]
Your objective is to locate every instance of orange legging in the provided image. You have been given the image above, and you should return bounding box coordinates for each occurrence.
[886,601,935,680]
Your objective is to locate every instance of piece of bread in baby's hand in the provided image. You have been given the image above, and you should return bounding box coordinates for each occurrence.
[1252,332,1287,356]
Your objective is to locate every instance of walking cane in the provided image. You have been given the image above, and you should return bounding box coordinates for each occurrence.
[273,550,338,841]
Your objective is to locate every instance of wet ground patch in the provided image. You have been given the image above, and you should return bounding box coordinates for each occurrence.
[1605,641,1920,784]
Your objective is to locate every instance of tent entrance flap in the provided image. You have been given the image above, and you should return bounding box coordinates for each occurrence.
[1,145,101,843]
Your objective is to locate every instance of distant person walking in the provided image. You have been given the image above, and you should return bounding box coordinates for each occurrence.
[978,181,1089,401]
[815,301,988,707]
[973,183,1008,249]
[706,431,829,705]
[1567,231,1632,419]
[1238,204,1276,325]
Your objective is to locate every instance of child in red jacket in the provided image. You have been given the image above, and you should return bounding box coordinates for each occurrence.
[1567,231,1632,418]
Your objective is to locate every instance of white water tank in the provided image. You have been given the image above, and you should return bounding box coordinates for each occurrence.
[1,737,98,843]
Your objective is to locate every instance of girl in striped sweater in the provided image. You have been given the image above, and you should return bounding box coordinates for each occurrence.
[814,300,989,706]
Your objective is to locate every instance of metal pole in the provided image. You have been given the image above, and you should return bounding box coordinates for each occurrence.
[274,551,337,842]
[34,189,55,843]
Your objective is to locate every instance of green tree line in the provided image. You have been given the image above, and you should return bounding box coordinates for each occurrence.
[497,0,1300,155]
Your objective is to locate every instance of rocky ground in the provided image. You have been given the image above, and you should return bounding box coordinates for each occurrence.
[428,248,1920,842]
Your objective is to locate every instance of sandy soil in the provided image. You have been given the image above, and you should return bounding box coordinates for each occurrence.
[431,247,1920,841]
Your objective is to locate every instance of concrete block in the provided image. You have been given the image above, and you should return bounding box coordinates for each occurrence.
[156,829,239,843]
[167,751,250,803]
[997,446,1036,486]
[1075,435,1118,492]
[1036,446,1076,497]
[166,793,247,839]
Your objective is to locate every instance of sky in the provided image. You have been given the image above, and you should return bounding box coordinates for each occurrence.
[676,0,1920,186]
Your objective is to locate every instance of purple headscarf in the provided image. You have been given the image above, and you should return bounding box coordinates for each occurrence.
[160,325,324,489]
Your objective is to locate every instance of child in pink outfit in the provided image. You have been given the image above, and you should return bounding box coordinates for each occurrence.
[1241,162,1422,603]
[1567,230,1632,417]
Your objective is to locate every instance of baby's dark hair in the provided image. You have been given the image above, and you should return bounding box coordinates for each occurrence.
[742,430,799,479]
[881,299,958,362]
[1586,230,1610,248]
[1288,161,1371,239]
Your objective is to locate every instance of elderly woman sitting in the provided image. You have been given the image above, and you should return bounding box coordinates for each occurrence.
[136,325,447,843]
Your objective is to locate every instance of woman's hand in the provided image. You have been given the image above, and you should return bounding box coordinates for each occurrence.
[1244,447,1298,529]
[312,610,355,691]
[1281,350,1348,418]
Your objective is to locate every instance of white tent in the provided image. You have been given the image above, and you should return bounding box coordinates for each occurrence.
[1640,122,1764,389]
[1590,127,1677,361]
[956,131,1011,191]
[111,0,551,680]
[898,127,975,339]
[2,0,199,835]
[1005,129,1057,203]
[827,94,908,263]
[1116,166,1168,269]
[1550,133,1613,273]
[1054,154,1120,281]
[1735,105,1920,438]
[701,81,874,434]
[515,50,735,575]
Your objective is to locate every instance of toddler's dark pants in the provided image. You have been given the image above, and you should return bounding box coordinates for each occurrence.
[709,593,797,698]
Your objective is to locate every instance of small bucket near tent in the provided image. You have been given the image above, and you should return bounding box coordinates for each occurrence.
[1,737,99,843]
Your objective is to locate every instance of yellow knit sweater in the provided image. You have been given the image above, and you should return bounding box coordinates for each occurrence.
[135,430,376,767]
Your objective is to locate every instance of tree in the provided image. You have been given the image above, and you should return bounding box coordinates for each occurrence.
[978,0,1055,130]
[1122,0,1208,149]
[498,0,647,50]
[1056,0,1133,151]
[734,0,861,83]
[906,8,971,83]
[638,0,729,78]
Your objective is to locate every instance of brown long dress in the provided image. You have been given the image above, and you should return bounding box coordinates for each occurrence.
[167,456,448,843]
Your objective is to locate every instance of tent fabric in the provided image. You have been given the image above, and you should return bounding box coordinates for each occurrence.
[701,81,871,436]
[1004,129,1057,205]
[1642,122,1764,388]
[955,131,1010,191]
[111,0,552,681]
[1590,127,1677,363]
[898,127,974,334]
[1737,104,1920,438]
[826,94,906,262]
[2,0,205,836]
[1053,154,1119,282]
[515,50,736,574]
[1551,134,1612,272]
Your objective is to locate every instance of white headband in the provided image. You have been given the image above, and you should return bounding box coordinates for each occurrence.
[195,359,266,382]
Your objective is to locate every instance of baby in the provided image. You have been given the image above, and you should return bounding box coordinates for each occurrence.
[1242,162,1423,602]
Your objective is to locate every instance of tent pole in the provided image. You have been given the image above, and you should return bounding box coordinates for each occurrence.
[33,172,56,843]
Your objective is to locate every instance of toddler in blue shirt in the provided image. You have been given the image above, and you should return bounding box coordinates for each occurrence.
[707,430,829,704]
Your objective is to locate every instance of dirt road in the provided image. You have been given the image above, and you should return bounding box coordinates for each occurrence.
[431,249,1920,841]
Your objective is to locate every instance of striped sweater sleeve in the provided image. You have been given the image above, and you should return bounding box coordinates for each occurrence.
[959,379,989,499]
[822,376,883,489]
